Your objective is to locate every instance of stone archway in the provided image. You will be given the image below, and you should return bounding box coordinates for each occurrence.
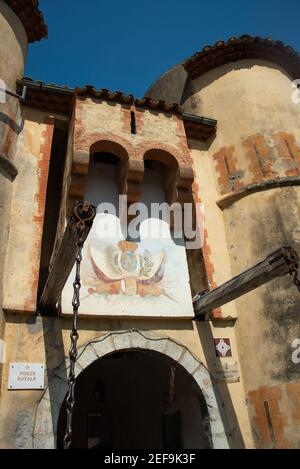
[32,330,229,449]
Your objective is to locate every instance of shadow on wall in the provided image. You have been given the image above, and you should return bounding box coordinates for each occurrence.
[41,316,67,442]
[250,187,300,382]
[196,321,246,448]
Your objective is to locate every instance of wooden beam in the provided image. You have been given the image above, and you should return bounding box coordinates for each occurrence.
[193,246,296,319]
[39,202,96,315]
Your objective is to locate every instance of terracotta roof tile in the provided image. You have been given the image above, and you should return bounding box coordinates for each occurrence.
[19,78,216,141]
[4,0,47,42]
[183,35,300,79]
[76,86,181,113]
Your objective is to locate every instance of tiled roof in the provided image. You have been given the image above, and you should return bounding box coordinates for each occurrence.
[4,0,47,42]
[76,85,181,114]
[18,78,74,115]
[19,78,216,141]
[183,35,300,79]
[19,79,182,115]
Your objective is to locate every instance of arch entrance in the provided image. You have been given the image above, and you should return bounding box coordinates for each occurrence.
[33,331,228,449]
[57,349,211,449]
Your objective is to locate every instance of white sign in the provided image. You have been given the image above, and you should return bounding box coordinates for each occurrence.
[214,362,240,383]
[8,363,45,390]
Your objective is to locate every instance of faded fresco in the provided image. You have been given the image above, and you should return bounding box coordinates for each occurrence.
[61,214,194,317]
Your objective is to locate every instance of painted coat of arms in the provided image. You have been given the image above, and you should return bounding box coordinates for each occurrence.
[61,214,194,318]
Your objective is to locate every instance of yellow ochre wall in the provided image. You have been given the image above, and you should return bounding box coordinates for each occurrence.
[183,60,300,448]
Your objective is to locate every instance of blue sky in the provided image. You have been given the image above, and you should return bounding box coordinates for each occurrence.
[25,0,300,97]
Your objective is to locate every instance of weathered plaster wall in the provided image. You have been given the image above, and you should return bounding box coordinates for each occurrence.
[74,98,186,157]
[182,60,300,447]
[0,0,28,391]
[0,315,253,449]
[223,187,300,448]
[0,0,27,159]
[2,109,65,314]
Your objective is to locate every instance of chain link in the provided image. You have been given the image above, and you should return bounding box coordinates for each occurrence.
[63,202,96,449]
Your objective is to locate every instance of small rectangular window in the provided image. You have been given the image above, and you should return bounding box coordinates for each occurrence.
[130,111,137,134]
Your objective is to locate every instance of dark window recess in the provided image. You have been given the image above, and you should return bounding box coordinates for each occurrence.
[87,413,111,449]
[130,111,137,134]
[144,159,155,170]
[162,411,183,450]
[37,122,68,302]
[93,152,119,165]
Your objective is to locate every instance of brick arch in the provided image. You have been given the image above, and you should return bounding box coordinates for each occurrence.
[143,148,179,204]
[32,330,229,449]
[89,139,131,200]
[90,139,129,163]
[69,133,141,212]
[138,142,191,166]
[144,148,179,170]
[139,144,194,206]
[74,131,136,162]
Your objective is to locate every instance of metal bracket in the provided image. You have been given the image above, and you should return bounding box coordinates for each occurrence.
[0,84,27,102]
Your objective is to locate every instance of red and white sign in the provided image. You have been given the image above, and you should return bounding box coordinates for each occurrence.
[214,338,232,357]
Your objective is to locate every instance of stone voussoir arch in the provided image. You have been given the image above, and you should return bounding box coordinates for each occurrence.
[32,330,229,449]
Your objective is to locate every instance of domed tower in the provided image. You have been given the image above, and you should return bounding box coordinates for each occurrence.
[0,0,47,374]
[147,36,300,448]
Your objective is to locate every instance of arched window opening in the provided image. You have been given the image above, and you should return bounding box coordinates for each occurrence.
[141,160,167,206]
[143,149,179,206]
[85,152,121,216]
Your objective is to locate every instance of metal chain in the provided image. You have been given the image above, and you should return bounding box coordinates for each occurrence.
[284,246,300,293]
[63,202,96,449]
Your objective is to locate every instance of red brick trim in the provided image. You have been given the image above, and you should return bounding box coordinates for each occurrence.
[286,383,300,425]
[174,115,193,166]
[243,134,277,183]
[122,106,132,133]
[213,145,244,194]
[192,179,222,318]
[276,131,300,177]
[24,117,54,312]
[74,131,135,162]
[135,108,144,133]
[137,141,190,166]
[70,132,144,209]
[248,385,291,448]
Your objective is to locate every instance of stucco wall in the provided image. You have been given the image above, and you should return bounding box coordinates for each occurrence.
[0,315,253,449]
[2,109,68,314]
[182,60,300,447]
[0,0,28,392]
[0,0,27,160]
